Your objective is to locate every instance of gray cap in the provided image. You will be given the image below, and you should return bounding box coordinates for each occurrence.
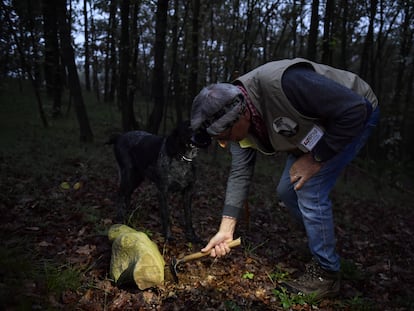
[191,83,245,136]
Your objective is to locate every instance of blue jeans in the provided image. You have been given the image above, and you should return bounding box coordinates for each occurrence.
[276,107,380,272]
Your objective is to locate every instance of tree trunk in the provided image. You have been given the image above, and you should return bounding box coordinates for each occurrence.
[393,0,414,159]
[339,0,348,69]
[119,0,138,131]
[321,0,334,65]
[109,0,118,103]
[127,1,141,128]
[291,0,298,58]
[2,1,48,128]
[225,0,241,81]
[169,0,189,124]
[402,59,414,159]
[373,1,398,103]
[240,0,269,72]
[307,0,319,61]
[56,0,93,142]
[90,16,101,103]
[104,0,118,103]
[168,0,180,123]
[148,0,169,134]
[208,3,216,82]
[359,0,377,81]
[42,0,63,117]
[189,0,200,106]
[83,0,91,91]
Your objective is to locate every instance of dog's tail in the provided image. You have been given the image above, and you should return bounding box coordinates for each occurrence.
[105,133,121,145]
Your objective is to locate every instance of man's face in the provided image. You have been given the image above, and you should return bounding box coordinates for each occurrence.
[213,109,251,146]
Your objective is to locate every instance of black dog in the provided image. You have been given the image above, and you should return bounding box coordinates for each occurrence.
[107,121,201,242]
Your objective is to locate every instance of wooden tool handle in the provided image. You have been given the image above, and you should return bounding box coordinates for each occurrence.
[181,237,241,263]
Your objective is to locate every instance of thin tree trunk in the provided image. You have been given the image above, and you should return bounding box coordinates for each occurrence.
[390,1,413,160]
[108,0,118,103]
[227,0,241,76]
[148,0,169,133]
[89,13,100,103]
[307,0,319,61]
[104,0,117,103]
[168,0,182,123]
[208,4,216,82]
[119,0,137,131]
[42,0,62,116]
[401,60,414,159]
[291,0,298,58]
[321,0,334,64]
[339,0,348,69]
[1,1,48,128]
[127,1,141,128]
[374,1,399,103]
[189,0,200,104]
[359,0,377,81]
[56,0,93,142]
[84,0,91,91]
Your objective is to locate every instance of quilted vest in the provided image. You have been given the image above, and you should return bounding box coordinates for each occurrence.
[235,58,378,152]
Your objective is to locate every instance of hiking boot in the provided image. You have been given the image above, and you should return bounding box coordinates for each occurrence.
[280,259,340,299]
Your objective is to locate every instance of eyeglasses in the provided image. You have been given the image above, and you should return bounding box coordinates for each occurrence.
[191,118,237,148]
[191,95,245,148]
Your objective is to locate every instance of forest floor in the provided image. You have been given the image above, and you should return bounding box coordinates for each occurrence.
[1,84,414,310]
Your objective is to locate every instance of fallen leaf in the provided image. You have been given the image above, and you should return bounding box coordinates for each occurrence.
[60,182,71,190]
[25,226,40,231]
[76,244,96,255]
[38,241,53,247]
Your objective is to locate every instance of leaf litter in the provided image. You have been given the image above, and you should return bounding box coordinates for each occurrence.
[1,152,413,310]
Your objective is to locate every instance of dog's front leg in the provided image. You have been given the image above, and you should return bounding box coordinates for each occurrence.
[116,168,140,223]
[183,188,202,243]
[116,194,128,223]
[157,191,173,241]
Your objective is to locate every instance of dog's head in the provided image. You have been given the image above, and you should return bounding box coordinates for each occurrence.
[166,120,199,162]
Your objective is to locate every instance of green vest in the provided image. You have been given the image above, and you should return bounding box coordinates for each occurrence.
[235,58,378,153]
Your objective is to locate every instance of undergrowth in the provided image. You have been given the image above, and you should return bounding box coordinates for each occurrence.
[1,79,413,310]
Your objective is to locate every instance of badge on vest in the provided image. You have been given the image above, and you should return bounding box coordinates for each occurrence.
[299,124,324,152]
[272,117,298,137]
[273,117,324,152]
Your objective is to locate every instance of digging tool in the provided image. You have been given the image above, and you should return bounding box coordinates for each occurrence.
[169,237,242,283]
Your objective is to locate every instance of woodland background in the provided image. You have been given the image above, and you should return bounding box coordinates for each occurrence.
[1,0,414,161]
[1,0,414,310]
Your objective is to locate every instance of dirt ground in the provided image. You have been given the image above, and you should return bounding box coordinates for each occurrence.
[1,149,413,311]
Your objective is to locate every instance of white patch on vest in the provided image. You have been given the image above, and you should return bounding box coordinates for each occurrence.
[299,125,324,151]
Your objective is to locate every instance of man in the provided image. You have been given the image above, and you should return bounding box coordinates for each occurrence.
[190,58,379,299]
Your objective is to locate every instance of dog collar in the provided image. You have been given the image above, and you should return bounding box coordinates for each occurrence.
[180,143,198,162]
[181,155,193,162]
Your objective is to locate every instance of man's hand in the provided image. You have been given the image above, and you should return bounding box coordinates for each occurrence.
[289,153,323,190]
[201,217,236,257]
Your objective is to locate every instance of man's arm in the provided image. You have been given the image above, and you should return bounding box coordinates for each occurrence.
[202,143,256,257]
[222,142,257,218]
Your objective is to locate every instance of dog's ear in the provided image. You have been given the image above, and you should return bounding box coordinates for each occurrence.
[165,121,192,156]
[172,121,192,140]
[165,127,180,156]
[178,120,192,138]
[105,133,122,145]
